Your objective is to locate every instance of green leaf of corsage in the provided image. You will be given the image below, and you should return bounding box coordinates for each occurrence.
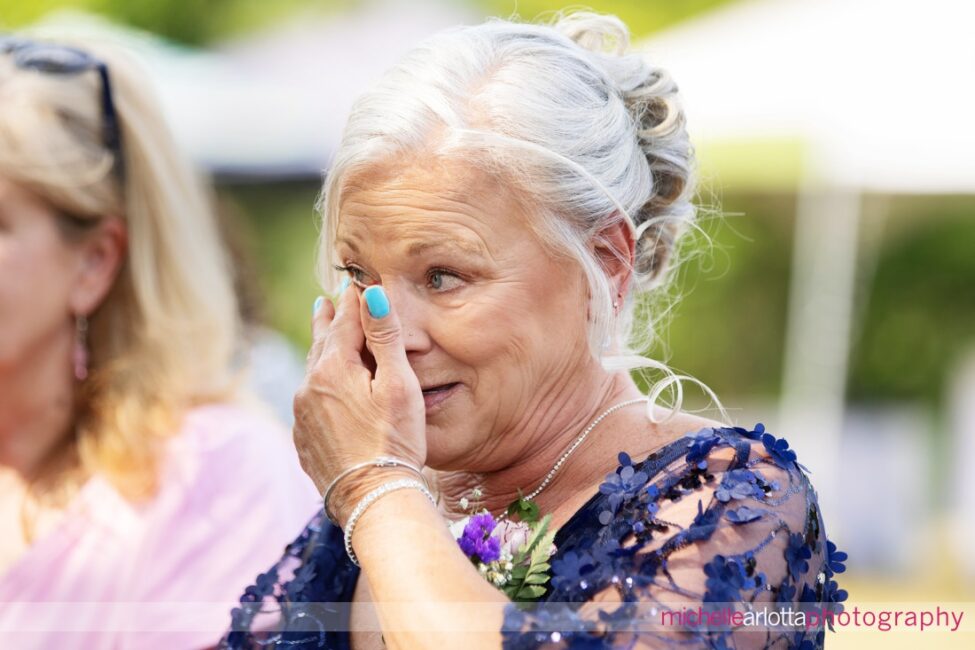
[503,513,557,602]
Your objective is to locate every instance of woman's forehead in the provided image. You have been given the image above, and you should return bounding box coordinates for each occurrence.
[335,159,530,254]
[342,154,501,204]
[335,211,496,262]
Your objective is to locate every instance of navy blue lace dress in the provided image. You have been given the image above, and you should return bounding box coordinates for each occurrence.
[220,424,848,649]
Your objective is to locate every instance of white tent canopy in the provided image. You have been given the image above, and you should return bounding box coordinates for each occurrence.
[640,0,975,193]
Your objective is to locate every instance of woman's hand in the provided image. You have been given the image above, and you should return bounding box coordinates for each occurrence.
[294,284,427,525]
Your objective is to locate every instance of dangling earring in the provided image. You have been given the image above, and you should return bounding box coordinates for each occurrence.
[74,314,89,381]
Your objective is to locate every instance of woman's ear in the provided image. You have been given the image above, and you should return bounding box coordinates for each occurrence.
[593,214,636,307]
[68,216,128,316]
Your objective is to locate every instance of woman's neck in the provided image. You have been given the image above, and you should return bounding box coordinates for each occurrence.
[436,362,648,520]
[0,328,76,480]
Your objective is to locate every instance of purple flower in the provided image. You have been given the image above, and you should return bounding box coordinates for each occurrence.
[825,539,848,577]
[785,533,812,581]
[714,468,764,503]
[458,512,501,564]
[685,428,721,463]
[242,567,279,601]
[725,505,764,524]
[703,554,765,602]
[284,561,317,600]
[599,464,649,515]
[728,422,766,441]
[824,578,849,607]
[761,432,798,467]
[776,581,797,604]
[799,583,819,604]
[551,551,595,592]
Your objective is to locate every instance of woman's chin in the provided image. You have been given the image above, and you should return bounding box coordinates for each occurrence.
[421,386,485,466]
[424,419,473,466]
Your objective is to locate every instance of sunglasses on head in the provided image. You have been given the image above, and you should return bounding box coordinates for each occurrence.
[1,36,124,180]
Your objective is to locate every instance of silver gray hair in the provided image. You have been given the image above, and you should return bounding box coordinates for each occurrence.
[317,10,723,421]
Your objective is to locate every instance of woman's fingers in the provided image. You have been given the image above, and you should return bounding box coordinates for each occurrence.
[306,294,336,369]
[361,286,410,366]
[359,285,417,401]
[325,281,366,364]
[307,277,361,368]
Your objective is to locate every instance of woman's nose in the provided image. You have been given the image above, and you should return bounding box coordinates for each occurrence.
[381,281,433,355]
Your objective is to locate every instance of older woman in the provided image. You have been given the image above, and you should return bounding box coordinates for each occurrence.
[0,36,320,648]
[224,11,847,650]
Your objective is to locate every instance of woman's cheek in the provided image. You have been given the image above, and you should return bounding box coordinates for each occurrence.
[0,238,70,366]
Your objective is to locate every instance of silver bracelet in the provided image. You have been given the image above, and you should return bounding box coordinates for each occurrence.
[343,478,436,567]
[323,456,427,524]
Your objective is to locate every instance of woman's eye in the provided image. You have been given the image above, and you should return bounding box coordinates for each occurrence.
[428,269,463,292]
[333,264,373,287]
[349,267,369,285]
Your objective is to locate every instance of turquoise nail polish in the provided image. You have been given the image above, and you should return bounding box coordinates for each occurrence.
[339,277,350,293]
[363,285,390,319]
[312,296,324,315]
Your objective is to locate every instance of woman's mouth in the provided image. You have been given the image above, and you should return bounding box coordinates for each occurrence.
[421,382,460,410]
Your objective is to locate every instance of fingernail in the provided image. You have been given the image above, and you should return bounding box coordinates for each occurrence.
[339,277,350,293]
[312,296,324,315]
[363,285,389,319]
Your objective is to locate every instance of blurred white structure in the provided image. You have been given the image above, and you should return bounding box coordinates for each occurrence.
[217,0,478,176]
[836,406,930,572]
[30,0,478,176]
[244,327,307,428]
[639,0,975,527]
[948,350,975,582]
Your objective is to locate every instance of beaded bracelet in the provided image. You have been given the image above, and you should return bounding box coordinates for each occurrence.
[323,456,428,524]
[343,478,436,566]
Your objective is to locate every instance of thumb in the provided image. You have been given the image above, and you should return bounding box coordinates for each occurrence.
[360,285,414,386]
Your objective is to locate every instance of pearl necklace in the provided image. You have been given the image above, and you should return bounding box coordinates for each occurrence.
[496,396,649,520]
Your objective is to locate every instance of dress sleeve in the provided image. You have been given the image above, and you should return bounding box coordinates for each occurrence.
[502,425,848,650]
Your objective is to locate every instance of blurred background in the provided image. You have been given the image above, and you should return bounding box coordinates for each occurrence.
[3,0,972,646]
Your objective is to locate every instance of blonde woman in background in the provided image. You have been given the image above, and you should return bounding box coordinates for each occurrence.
[0,36,320,648]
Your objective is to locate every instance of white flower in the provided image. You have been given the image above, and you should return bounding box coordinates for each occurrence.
[448,515,471,540]
[493,519,558,560]
[459,497,470,510]
[492,519,533,557]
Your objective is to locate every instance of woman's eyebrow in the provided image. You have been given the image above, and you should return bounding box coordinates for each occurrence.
[405,239,486,257]
[335,236,360,253]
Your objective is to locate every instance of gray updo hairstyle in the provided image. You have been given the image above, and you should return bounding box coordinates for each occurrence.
[318,10,723,420]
